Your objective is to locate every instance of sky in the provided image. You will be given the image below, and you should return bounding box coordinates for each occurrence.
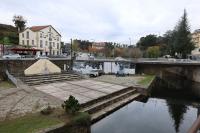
[0,0,200,45]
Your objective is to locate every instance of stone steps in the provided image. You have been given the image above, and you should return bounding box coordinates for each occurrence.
[22,75,80,82]
[18,72,83,86]
[91,93,140,123]
[81,89,136,114]
[80,86,140,123]
[80,87,133,109]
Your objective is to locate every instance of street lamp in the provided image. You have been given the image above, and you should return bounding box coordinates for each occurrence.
[70,38,73,70]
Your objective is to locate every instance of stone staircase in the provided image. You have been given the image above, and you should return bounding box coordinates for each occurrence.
[14,72,83,86]
[80,87,140,123]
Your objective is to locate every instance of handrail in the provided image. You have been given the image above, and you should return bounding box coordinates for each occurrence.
[188,115,200,133]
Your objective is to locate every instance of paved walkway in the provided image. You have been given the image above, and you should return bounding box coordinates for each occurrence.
[0,85,62,121]
[35,79,125,104]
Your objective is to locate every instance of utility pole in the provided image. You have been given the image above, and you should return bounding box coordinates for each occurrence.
[2,38,4,55]
[70,38,73,70]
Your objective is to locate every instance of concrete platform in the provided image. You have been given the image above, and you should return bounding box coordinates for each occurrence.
[34,79,126,104]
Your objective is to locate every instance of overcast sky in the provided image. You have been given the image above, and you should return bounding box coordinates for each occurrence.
[0,0,200,44]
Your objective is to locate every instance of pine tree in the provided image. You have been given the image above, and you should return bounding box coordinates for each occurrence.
[173,9,195,58]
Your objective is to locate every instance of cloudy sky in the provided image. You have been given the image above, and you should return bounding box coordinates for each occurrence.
[0,0,200,44]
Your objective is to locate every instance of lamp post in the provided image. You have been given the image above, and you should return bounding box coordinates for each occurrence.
[70,38,73,70]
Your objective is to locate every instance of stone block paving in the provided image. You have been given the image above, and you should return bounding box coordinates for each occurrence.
[0,86,62,121]
[34,79,126,104]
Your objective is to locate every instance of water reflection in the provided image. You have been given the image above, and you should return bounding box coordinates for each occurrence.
[91,98,197,133]
[166,99,188,133]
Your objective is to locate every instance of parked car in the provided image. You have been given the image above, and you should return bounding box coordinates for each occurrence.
[116,69,126,77]
[89,70,99,77]
[2,54,21,59]
[35,55,49,59]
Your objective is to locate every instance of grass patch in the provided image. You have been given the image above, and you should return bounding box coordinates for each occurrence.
[138,75,155,87]
[0,113,62,133]
[0,81,15,90]
[0,109,90,133]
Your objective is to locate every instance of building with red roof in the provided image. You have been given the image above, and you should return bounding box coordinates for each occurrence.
[19,25,61,56]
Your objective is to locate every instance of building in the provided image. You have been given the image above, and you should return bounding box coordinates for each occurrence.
[62,43,71,55]
[192,29,200,55]
[92,42,105,50]
[19,25,61,56]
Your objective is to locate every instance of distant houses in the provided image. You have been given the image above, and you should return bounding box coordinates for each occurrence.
[192,29,200,55]
[91,42,105,50]
[19,25,61,56]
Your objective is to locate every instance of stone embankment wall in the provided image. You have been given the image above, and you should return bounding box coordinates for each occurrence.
[0,59,71,78]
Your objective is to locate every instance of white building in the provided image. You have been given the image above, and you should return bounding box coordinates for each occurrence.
[192,29,200,55]
[19,25,61,55]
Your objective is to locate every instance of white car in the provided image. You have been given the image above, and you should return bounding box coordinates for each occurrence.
[88,70,99,77]
[35,55,49,59]
[3,54,21,59]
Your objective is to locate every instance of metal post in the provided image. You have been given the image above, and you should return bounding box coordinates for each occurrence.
[3,38,4,55]
[70,38,73,70]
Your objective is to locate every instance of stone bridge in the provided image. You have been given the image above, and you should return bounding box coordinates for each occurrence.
[135,61,200,83]
[1,58,200,83]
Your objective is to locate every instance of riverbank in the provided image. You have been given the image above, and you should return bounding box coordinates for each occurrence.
[0,74,155,133]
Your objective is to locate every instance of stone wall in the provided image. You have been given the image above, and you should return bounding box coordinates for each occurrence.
[135,63,200,83]
[0,59,71,76]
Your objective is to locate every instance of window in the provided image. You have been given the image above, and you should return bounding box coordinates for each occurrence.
[40,33,42,38]
[45,41,48,46]
[32,40,34,45]
[49,34,52,41]
[57,51,59,55]
[26,31,29,39]
[57,37,59,41]
[27,40,29,46]
[53,50,55,55]
[53,42,55,47]
[57,43,59,49]
[22,40,24,45]
[49,28,51,32]
[40,40,43,48]
[49,42,52,48]
[22,33,24,38]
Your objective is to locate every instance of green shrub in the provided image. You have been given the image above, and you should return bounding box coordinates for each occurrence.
[71,112,91,126]
[62,95,80,114]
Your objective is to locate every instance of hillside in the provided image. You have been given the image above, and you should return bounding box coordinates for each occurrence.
[0,24,18,45]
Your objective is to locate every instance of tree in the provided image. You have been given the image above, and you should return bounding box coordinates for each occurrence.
[146,46,160,58]
[172,10,195,58]
[3,37,10,45]
[163,30,176,55]
[60,42,65,54]
[72,40,79,52]
[129,48,142,58]
[12,15,27,32]
[136,34,158,50]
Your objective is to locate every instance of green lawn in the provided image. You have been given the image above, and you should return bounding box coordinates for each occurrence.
[138,75,155,87]
[0,81,15,90]
[0,114,62,133]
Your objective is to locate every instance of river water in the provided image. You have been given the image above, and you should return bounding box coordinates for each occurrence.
[91,97,198,133]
